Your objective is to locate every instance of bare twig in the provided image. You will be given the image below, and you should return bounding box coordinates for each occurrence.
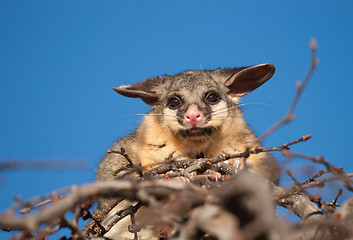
[332,188,342,209]
[284,151,353,192]
[300,169,327,185]
[19,196,65,214]
[301,173,353,191]
[0,159,87,171]
[259,39,318,141]
[107,147,134,167]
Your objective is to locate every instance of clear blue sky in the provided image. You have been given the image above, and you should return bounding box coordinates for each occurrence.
[1,1,353,238]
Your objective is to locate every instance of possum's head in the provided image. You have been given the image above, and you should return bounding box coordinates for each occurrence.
[113,64,275,140]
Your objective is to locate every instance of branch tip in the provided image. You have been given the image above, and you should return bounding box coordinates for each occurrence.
[310,38,317,51]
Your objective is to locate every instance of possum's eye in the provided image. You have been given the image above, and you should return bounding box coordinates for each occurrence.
[205,92,220,104]
[168,96,182,109]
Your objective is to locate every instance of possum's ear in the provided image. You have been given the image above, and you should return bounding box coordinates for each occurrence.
[225,64,275,97]
[113,77,163,105]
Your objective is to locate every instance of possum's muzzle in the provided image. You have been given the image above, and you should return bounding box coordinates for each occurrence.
[178,127,215,138]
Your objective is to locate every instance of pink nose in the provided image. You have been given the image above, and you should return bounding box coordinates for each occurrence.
[184,104,203,127]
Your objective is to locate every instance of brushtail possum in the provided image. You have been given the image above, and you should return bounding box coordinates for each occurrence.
[97,64,279,185]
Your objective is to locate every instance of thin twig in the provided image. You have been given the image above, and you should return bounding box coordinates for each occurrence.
[19,196,65,214]
[300,169,327,185]
[107,147,134,167]
[332,188,342,209]
[284,151,353,192]
[259,39,318,141]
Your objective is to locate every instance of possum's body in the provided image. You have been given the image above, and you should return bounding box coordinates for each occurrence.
[97,64,279,238]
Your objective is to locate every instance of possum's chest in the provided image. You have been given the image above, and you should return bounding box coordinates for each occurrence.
[131,136,242,169]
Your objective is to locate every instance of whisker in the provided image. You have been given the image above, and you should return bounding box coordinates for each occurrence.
[112,114,146,122]
[205,135,216,145]
[179,138,188,149]
[173,129,180,137]
[136,113,181,119]
[238,102,280,117]
[212,107,237,117]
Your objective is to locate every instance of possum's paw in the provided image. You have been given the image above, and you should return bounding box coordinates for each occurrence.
[164,170,191,183]
[173,176,191,183]
[204,169,222,181]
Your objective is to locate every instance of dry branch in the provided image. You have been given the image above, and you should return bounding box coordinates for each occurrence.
[259,39,318,141]
[0,180,194,232]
